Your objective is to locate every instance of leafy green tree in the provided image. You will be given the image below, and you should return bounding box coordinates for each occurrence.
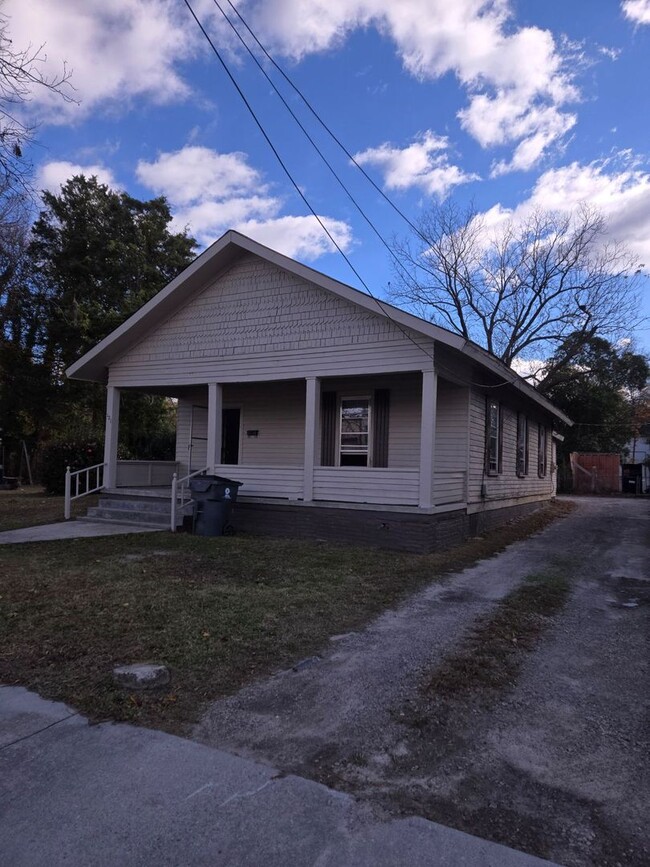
[30,175,196,370]
[3,175,196,470]
[540,335,649,458]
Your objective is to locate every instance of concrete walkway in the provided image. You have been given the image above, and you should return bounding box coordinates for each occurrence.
[0,687,558,867]
[0,520,163,544]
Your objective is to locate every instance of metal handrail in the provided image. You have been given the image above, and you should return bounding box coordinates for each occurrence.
[64,462,107,520]
[170,465,210,532]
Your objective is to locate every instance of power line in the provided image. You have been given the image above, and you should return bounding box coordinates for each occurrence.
[222,0,428,246]
[210,0,415,285]
[182,0,436,362]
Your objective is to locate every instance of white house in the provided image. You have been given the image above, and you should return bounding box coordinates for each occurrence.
[65,231,571,552]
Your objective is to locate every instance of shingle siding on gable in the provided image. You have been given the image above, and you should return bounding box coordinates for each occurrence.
[108,254,433,387]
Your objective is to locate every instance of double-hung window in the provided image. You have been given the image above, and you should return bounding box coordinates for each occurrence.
[538,424,548,477]
[516,414,528,477]
[339,397,371,466]
[486,399,501,475]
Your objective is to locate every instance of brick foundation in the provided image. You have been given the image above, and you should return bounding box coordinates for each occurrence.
[229,498,551,554]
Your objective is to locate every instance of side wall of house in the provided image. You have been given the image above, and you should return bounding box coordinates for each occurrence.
[468,386,555,509]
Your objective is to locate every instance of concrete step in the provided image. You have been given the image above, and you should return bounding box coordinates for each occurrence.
[76,516,169,531]
[86,507,173,528]
[98,497,174,514]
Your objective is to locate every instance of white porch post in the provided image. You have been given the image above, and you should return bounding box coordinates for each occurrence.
[103,385,121,489]
[303,376,321,502]
[419,368,438,509]
[206,382,223,473]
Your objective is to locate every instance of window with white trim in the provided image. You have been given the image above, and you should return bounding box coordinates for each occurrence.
[339,397,371,466]
[538,424,548,477]
[516,413,528,477]
[486,399,501,475]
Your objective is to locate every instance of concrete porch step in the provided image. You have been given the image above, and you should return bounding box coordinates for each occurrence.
[77,515,169,531]
[98,496,175,514]
[85,507,173,528]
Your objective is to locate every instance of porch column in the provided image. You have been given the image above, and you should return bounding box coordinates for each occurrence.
[103,385,121,489]
[206,382,223,474]
[303,376,321,501]
[419,368,438,509]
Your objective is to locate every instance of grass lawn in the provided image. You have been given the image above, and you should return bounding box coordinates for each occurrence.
[0,500,574,735]
[0,487,97,532]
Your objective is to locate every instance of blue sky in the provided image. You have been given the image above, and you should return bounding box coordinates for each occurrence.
[8,0,650,353]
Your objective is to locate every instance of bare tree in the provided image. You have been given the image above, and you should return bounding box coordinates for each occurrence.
[0,7,74,194]
[391,201,642,381]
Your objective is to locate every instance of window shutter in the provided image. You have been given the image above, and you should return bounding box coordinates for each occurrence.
[372,389,390,468]
[321,391,336,466]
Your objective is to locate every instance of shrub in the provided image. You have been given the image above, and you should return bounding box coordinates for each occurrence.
[40,440,103,495]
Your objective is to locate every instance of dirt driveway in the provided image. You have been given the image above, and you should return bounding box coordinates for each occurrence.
[194,497,649,867]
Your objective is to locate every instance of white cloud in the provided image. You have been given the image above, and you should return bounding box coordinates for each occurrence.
[481,151,650,266]
[248,0,578,172]
[235,215,354,260]
[137,146,354,260]
[354,131,479,197]
[4,0,197,123]
[622,0,650,25]
[136,147,266,206]
[36,160,118,193]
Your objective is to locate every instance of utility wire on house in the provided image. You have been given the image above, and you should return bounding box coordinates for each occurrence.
[182,0,436,363]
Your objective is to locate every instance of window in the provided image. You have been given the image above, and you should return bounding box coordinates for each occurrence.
[538,424,548,477]
[486,399,501,475]
[516,414,528,477]
[339,397,370,466]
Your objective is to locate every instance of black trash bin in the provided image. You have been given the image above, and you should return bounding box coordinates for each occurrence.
[189,475,242,537]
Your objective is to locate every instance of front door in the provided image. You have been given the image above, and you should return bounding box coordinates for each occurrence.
[221,408,241,465]
[190,406,240,469]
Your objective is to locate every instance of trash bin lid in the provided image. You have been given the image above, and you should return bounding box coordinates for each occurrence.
[189,479,214,493]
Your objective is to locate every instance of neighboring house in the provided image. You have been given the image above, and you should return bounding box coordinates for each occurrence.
[66,231,571,552]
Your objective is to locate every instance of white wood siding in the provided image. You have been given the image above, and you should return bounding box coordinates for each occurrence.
[435,380,469,473]
[313,467,420,506]
[213,465,303,499]
[225,381,305,466]
[115,461,179,487]
[108,255,433,387]
[468,387,554,505]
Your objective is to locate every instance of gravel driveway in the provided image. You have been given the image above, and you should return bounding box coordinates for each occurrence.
[194,497,649,866]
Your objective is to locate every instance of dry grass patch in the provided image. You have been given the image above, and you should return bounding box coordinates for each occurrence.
[0,500,574,734]
[0,487,97,531]
[422,570,570,701]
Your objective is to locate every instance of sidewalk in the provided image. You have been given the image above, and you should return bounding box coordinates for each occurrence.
[0,687,559,867]
[0,520,162,544]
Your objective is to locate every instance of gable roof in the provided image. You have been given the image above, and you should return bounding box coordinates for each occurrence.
[66,230,571,425]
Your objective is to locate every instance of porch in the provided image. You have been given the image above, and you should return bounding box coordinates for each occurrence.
[67,369,470,533]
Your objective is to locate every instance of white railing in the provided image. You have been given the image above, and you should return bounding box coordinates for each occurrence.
[170,465,210,532]
[64,462,107,520]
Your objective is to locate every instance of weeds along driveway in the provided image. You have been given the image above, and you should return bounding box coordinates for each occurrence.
[194,497,650,867]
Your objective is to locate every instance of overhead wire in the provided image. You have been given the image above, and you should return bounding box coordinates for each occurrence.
[183,0,532,394]
[222,0,429,246]
[182,0,436,362]
[211,0,415,287]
